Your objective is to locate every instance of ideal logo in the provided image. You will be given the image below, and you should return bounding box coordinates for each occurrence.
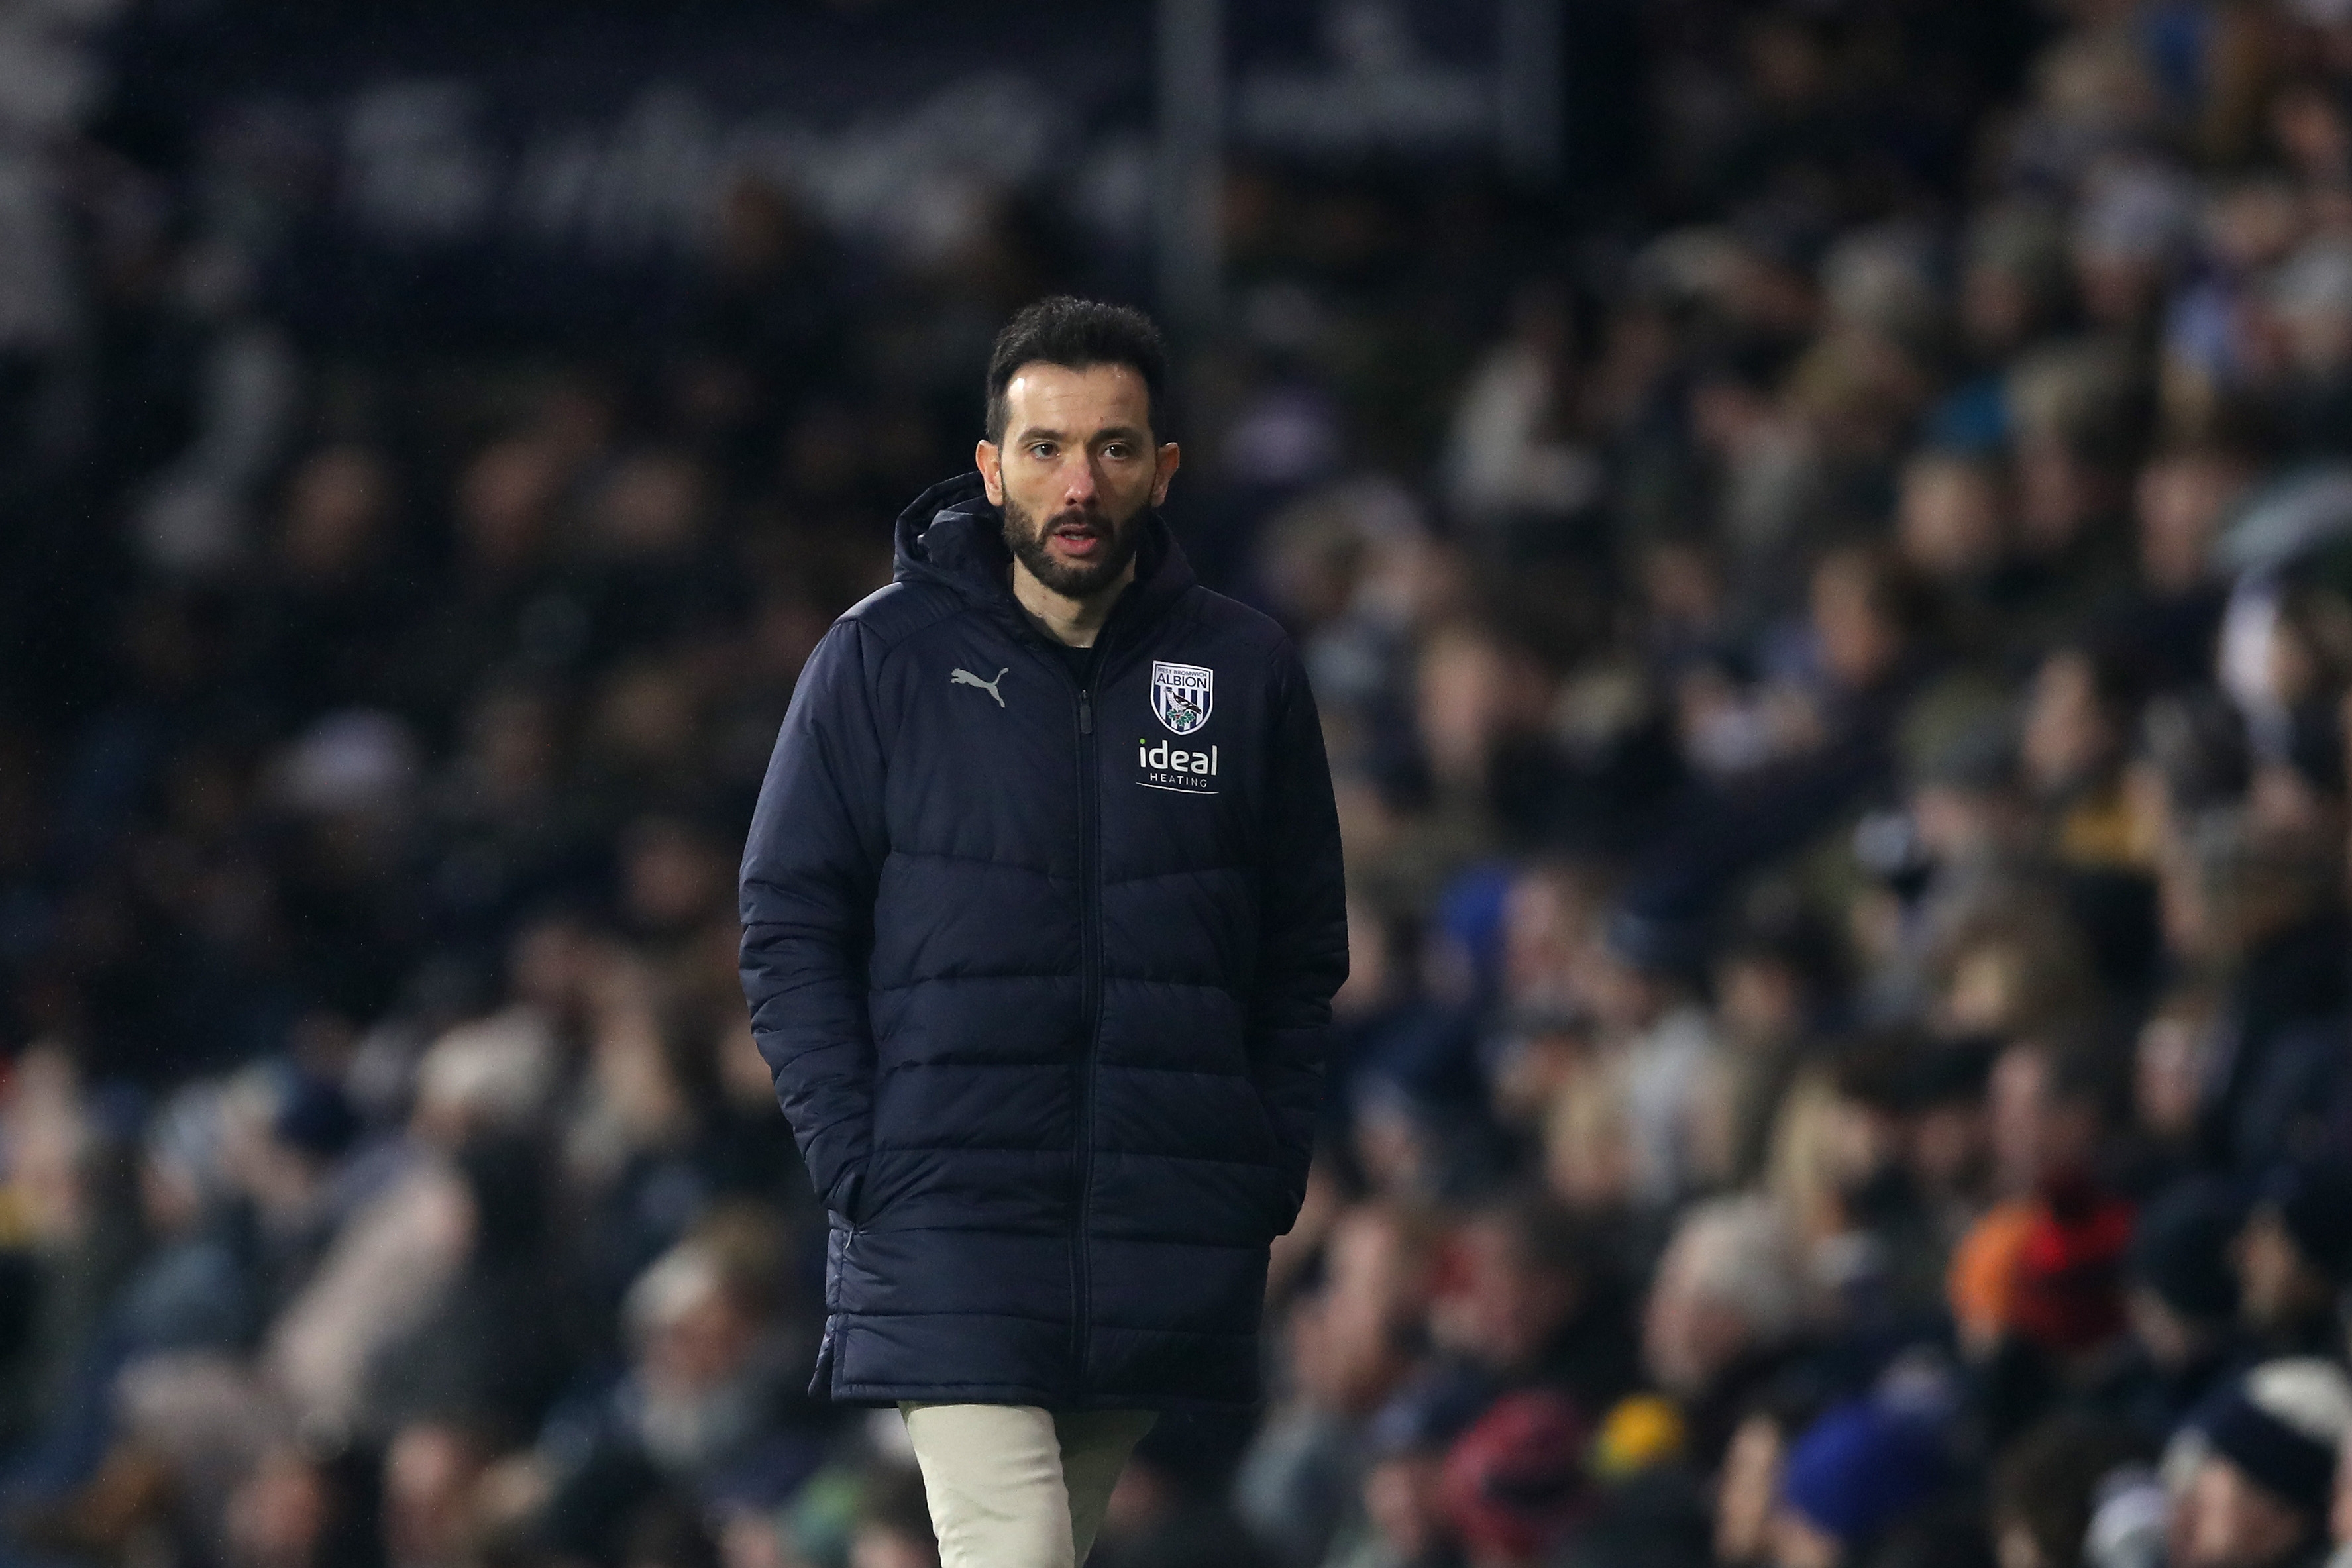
[1137,737,1218,796]
[1151,661,1212,735]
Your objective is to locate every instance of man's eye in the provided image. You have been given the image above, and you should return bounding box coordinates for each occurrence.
[1028,443,1055,459]
[1102,444,1128,459]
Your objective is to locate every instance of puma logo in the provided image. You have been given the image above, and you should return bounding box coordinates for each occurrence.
[951,667,1008,707]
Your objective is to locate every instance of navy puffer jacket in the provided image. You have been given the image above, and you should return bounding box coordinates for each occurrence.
[739,474,1346,1411]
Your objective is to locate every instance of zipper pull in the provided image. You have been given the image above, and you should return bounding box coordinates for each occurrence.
[1079,690,1093,734]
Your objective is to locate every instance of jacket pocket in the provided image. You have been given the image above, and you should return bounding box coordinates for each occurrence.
[826,1155,876,1227]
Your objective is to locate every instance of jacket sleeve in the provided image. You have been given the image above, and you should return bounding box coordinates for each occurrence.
[739,618,890,1222]
[1249,641,1348,1230]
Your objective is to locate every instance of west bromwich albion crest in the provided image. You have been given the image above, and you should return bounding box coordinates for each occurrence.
[1151,660,1214,735]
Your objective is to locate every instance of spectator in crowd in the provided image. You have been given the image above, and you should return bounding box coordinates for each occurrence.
[1642,1195,1810,1469]
[1769,1389,1950,1568]
[2174,1360,2352,1568]
[2236,1162,2352,1360]
[2112,1178,2252,1439]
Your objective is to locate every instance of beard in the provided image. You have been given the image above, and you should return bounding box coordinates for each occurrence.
[1002,492,1146,599]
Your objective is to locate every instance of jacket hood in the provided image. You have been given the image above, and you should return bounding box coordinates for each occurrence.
[890,472,1198,633]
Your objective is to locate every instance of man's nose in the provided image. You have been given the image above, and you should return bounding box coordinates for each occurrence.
[1061,454,1100,505]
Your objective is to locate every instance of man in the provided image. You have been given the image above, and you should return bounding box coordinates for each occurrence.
[2236,1160,2352,1358]
[2111,1178,2248,1439]
[1640,1193,1809,1469]
[739,297,1347,1567]
[2172,1359,2352,1568]
[1769,1394,1951,1568]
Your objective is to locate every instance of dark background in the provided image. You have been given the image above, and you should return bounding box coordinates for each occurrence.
[27,3,2352,1568]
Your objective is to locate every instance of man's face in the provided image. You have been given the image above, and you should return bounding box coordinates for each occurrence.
[977,361,1179,601]
[2182,1457,2312,1568]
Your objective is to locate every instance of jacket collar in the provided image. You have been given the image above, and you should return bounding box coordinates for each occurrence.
[890,472,1197,643]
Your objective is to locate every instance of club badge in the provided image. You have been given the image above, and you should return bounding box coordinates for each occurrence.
[1151,660,1213,735]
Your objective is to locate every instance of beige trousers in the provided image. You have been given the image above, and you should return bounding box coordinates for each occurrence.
[899,1402,1157,1568]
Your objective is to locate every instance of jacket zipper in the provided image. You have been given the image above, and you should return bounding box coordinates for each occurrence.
[1070,666,1104,1399]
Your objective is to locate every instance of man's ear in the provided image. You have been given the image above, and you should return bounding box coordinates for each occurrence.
[975,439,1004,505]
[1151,441,1182,509]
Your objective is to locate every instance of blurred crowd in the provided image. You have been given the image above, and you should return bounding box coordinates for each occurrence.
[27,1,2352,1568]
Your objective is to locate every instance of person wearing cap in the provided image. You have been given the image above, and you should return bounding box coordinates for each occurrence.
[2238,1161,2352,1358]
[2176,1359,2352,1568]
[1768,1396,1949,1568]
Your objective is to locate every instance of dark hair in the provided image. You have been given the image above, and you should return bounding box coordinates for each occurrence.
[985,295,1169,443]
